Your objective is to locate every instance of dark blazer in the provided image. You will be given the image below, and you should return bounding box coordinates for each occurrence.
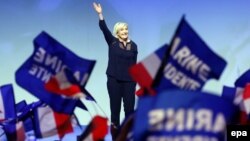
[99,20,138,81]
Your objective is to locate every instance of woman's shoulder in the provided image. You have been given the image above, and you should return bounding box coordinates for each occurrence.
[130,40,137,48]
[128,40,137,53]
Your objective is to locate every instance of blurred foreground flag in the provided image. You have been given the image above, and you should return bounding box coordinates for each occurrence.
[130,17,227,96]
[4,121,26,141]
[243,84,250,119]
[33,106,76,139]
[45,68,95,101]
[116,113,135,141]
[235,69,250,88]
[15,100,34,133]
[129,45,168,96]
[0,84,16,121]
[77,115,108,141]
[228,69,250,124]
[221,86,247,124]
[15,31,95,114]
[0,84,25,141]
[134,90,238,141]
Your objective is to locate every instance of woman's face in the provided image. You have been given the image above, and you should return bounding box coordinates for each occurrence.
[117,26,129,41]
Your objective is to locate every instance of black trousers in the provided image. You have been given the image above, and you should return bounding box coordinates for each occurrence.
[107,76,136,127]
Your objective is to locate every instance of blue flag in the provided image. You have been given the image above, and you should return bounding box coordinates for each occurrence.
[16,100,27,114]
[134,90,238,141]
[0,84,16,121]
[15,100,34,132]
[15,31,94,114]
[0,84,26,141]
[235,69,250,88]
[154,17,226,92]
[221,86,238,103]
[16,101,45,133]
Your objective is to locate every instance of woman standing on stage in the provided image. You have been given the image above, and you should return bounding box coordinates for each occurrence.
[93,2,138,140]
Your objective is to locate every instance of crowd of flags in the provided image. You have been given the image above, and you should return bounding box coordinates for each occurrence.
[0,31,106,140]
[1,16,250,141]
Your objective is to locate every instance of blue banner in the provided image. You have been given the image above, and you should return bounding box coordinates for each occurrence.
[15,31,95,114]
[134,90,238,141]
[155,17,227,92]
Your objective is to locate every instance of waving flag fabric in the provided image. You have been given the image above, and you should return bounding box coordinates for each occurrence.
[235,69,250,88]
[16,100,27,114]
[15,31,95,114]
[116,113,134,141]
[77,115,108,141]
[130,17,227,96]
[129,45,168,96]
[0,84,26,141]
[15,100,34,133]
[0,84,16,121]
[243,84,250,119]
[224,68,250,110]
[45,68,95,101]
[221,86,244,105]
[134,90,238,141]
[230,69,250,123]
[0,84,17,140]
[33,106,75,139]
[154,17,227,93]
[221,86,247,123]
[3,121,26,141]
[15,101,45,133]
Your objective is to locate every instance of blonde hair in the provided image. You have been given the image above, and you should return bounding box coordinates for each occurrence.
[113,22,128,38]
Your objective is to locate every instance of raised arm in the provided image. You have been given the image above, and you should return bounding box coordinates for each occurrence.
[93,2,104,20]
[93,2,114,45]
